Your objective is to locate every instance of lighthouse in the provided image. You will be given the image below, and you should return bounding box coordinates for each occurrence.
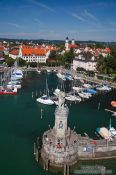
[40,92,79,168]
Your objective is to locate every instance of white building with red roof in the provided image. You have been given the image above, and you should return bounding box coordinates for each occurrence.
[9,44,57,63]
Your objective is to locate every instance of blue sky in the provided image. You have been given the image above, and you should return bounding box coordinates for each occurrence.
[0,0,116,41]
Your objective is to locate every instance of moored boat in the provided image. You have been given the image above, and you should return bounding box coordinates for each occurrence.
[0,87,17,95]
[96,127,112,141]
[111,101,116,107]
[65,95,81,102]
[36,95,54,105]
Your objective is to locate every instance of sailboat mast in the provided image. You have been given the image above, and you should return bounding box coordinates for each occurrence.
[109,118,112,129]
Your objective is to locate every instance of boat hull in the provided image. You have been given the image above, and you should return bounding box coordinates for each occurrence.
[0,91,17,95]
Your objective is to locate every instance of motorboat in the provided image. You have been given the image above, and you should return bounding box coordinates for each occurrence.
[78,91,91,99]
[46,69,51,73]
[86,89,97,95]
[7,81,21,89]
[64,74,73,81]
[36,95,54,105]
[96,127,112,141]
[65,95,81,102]
[12,69,23,79]
[0,87,17,95]
[111,101,116,107]
[83,83,92,88]
[72,86,84,92]
[96,84,112,91]
[56,72,65,80]
[36,69,41,73]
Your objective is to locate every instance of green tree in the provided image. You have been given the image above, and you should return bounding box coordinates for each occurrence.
[18,58,27,67]
[6,58,15,67]
[49,50,57,60]
[63,48,75,63]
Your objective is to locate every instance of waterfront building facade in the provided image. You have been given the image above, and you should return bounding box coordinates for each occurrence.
[9,44,57,63]
[73,51,97,71]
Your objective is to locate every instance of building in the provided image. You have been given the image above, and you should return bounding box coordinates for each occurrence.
[73,46,111,72]
[65,37,78,51]
[73,50,97,71]
[9,44,57,63]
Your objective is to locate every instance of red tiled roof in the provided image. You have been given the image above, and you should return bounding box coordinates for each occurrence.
[10,49,19,55]
[22,46,46,56]
[0,46,5,51]
[69,44,78,48]
[105,47,111,53]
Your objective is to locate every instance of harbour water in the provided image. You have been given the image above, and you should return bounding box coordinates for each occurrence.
[0,71,116,175]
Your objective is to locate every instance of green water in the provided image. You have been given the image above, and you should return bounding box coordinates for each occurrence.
[0,71,116,175]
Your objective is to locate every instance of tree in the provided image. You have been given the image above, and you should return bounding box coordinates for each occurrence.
[18,58,27,67]
[63,48,75,64]
[97,53,116,74]
[49,50,57,60]
[6,58,15,67]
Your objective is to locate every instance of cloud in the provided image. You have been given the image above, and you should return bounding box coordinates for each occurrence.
[71,13,86,22]
[7,22,22,28]
[83,10,98,22]
[71,10,101,28]
[77,28,116,33]
[27,0,55,12]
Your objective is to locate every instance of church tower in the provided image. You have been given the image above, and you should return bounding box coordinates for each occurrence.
[65,37,69,51]
[18,45,22,58]
[71,39,75,45]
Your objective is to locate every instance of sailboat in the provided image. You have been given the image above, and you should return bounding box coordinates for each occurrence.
[65,94,81,102]
[7,68,21,89]
[36,79,54,105]
[0,73,17,95]
[11,59,23,80]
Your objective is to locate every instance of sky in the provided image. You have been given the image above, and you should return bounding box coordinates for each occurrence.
[0,0,116,41]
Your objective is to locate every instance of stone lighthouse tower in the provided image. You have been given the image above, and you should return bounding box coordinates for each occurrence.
[40,92,79,169]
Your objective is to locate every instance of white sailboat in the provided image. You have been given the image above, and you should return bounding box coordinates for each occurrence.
[78,91,91,99]
[36,95,54,105]
[36,79,54,105]
[96,84,112,91]
[65,94,81,102]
